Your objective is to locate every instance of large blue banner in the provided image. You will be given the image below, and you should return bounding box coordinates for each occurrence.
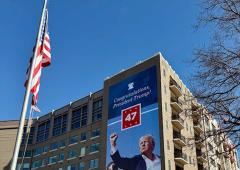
[106,66,161,170]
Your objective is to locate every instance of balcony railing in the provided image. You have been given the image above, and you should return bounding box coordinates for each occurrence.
[196,150,207,163]
[193,121,204,133]
[173,131,186,147]
[195,136,204,148]
[170,78,182,97]
[174,150,188,165]
[170,96,183,112]
[172,114,184,129]
[170,78,182,91]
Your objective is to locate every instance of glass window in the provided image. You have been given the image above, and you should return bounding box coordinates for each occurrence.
[80,132,87,141]
[25,150,32,157]
[59,153,64,161]
[168,160,171,170]
[89,159,99,169]
[22,163,30,170]
[42,157,49,166]
[80,147,86,157]
[68,150,78,159]
[50,142,59,151]
[89,143,100,153]
[71,105,88,129]
[43,145,49,153]
[36,120,50,142]
[21,127,34,145]
[32,160,42,168]
[79,162,84,170]
[33,147,43,156]
[53,114,68,136]
[67,164,77,170]
[69,135,78,145]
[49,155,57,164]
[59,140,66,148]
[91,129,100,138]
[92,99,103,122]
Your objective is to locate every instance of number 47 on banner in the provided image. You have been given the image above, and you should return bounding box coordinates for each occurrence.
[121,104,141,131]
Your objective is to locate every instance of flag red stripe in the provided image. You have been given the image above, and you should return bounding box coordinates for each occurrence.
[24,9,51,111]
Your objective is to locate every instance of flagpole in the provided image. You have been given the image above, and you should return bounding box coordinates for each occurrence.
[10,0,48,169]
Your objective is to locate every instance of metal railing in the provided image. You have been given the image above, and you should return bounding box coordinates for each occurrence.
[172,114,184,124]
[173,131,186,143]
[174,150,188,161]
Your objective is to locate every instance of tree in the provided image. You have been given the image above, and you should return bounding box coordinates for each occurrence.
[191,0,240,152]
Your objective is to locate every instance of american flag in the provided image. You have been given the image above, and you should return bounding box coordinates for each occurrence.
[25,9,51,111]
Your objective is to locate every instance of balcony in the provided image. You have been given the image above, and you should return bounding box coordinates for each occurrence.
[195,136,204,148]
[174,150,188,165]
[196,150,207,163]
[172,114,184,130]
[169,79,182,97]
[173,131,186,147]
[193,121,204,134]
[170,96,183,113]
[230,156,236,163]
[198,164,207,170]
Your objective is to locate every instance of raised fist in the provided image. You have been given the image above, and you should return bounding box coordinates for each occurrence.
[110,133,118,147]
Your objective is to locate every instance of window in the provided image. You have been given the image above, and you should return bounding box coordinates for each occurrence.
[208,143,213,151]
[163,69,166,77]
[67,164,77,170]
[43,145,49,153]
[80,132,87,141]
[42,157,49,166]
[164,85,167,94]
[68,150,78,159]
[50,142,59,151]
[69,135,78,145]
[21,127,35,145]
[167,140,170,150]
[79,162,85,170]
[89,159,99,169]
[33,147,43,156]
[168,160,171,170]
[21,127,34,145]
[59,153,64,161]
[22,163,30,170]
[186,122,189,131]
[90,143,100,153]
[17,163,30,170]
[19,150,32,158]
[71,105,88,129]
[49,155,57,164]
[53,114,68,136]
[80,147,86,157]
[25,150,32,157]
[166,120,168,129]
[32,160,42,169]
[165,102,168,112]
[59,140,66,148]
[189,156,192,164]
[92,99,103,122]
[36,121,50,142]
[91,128,100,138]
[210,157,216,167]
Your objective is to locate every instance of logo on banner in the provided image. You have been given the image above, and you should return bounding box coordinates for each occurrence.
[121,104,141,130]
[128,82,134,90]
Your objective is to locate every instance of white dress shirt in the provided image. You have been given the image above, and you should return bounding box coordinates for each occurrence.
[142,154,161,170]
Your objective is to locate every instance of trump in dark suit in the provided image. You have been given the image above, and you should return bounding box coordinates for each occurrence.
[109,133,161,170]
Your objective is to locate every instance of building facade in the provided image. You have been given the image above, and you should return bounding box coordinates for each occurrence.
[4,53,239,170]
[0,120,19,170]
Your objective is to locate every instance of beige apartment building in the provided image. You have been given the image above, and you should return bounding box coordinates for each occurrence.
[1,53,239,170]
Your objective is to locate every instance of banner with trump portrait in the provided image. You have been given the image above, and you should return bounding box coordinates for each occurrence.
[106,65,161,170]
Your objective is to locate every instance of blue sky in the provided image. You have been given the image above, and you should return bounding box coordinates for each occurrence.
[0,0,211,120]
